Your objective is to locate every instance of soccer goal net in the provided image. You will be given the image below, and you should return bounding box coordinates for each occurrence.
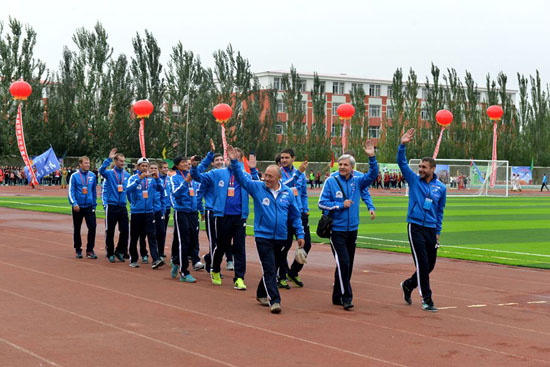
[407,159,509,197]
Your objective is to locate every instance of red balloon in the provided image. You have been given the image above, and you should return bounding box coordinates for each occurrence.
[435,109,453,127]
[337,103,355,120]
[213,103,233,123]
[133,100,154,119]
[9,80,32,100]
[487,105,503,120]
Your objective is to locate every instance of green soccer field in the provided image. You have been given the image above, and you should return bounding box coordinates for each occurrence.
[1,195,549,269]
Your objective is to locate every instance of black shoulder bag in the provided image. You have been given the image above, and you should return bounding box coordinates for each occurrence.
[316,177,346,238]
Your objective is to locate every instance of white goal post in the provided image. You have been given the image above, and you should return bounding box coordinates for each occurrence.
[407,159,509,197]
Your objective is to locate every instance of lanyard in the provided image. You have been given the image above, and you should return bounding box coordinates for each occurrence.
[162,176,168,189]
[178,170,192,189]
[79,170,89,187]
[282,166,293,179]
[229,173,235,187]
[142,176,148,190]
[114,168,123,185]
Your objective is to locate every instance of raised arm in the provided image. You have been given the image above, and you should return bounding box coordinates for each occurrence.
[397,128,417,184]
[228,146,258,195]
[126,174,140,193]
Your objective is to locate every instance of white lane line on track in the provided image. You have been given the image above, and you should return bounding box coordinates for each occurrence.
[498,303,519,306]
[437,306,457,310]
[0,337,62,366]
[0,288,237,367]
[527,301,548,304]
[467,304,488,308]
[0,261,404,367]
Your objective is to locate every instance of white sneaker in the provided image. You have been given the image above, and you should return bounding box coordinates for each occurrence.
[226,261,234,271]
[193,261,205,271]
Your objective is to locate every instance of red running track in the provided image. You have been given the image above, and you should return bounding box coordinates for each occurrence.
[1,207,550,366]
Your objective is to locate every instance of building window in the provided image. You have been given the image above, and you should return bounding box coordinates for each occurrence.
[368,104,381,118]
[332,102,342,116]
[368,126,380,139]
[387,86,393,98]
[351,83,363,92]
[299,80,307,92]
[277,100,286,113]
[331,122,341,137]
[319,81,326,93]
[420,107,429,120]
[332,82,344,94]
[369,84,381,97]
[386,106,394,119]
[421,87,427,99]
[273,77,282,90]
[275,124,284,135]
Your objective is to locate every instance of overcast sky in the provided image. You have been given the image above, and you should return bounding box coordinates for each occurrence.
[4,0,550,89]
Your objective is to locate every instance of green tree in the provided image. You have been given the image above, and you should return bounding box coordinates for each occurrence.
[306,72,331,161]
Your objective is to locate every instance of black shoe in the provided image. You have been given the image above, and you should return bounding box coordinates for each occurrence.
[152,259,165,269]
[343,302,354,310]
[86,251,98,259]
[286,273,304,288]
[115,253,125,263]
[75,250,83,259]
[401,281,412,305]
[422,298,438,312]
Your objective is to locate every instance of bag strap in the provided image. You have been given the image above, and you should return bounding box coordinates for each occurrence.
[334,175,347,200]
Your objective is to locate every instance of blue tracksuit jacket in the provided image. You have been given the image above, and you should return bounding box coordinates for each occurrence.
[231,159,304,240]
[331,170,376,211]
[280,166,309,214]
[126,174,162,214]
[99,158,130,206]
[68,169,97,208]
[169,170,198,213]
[397,144,446,234]
[318,156,379,231]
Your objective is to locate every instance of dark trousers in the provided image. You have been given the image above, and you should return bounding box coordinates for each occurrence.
[129,213,160,263]
[288,213,311,277]
[72,206,96,252]
[329,230,358,304]
[403,223,438,300]
[173,211,199,276]
[212,215,246,281]
[256,238,287,305]
[155,211,167,257]
[105,205,129,257]
[541,183,549,191]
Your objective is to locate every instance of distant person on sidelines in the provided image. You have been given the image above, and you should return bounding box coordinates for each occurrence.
[398,128,447,312]
[99,149,131,262]
[228,145,304,314]
[318,140,378,311]
[541,174,548,192]
[68,156,97,259]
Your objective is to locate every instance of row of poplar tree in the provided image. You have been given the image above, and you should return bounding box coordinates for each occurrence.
[1,18,549,165]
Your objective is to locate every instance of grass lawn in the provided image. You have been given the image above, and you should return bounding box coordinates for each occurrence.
[1,195,549,269]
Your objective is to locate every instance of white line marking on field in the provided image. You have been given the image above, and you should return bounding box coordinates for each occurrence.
[467,304,487,308]
[0,200,68,209]
[527,301,547,304]
[498,303,519,306]
[0,337,62,366]
[438,306,457,310]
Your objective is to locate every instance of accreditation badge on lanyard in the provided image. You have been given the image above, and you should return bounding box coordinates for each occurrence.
[115,169,124,192]
[142,178,149,199]
[228,174,235,197]
[189,185,195,197]
[80,171,89,194]
[283,168,299,196]
[423,185,433,210]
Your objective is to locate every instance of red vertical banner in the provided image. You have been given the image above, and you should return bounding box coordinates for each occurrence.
[221,123,228,161]
[432,127,445,159]
[490,121,498,188]
[15,103,38,185]
[139,119,146,158]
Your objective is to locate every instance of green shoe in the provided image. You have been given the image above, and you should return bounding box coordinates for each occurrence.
[180,274,196,283]
[278,279,290,289]
[170,263,179,279]
[287,274,303,287]
[234,278,247,290]
[211,272,222,286]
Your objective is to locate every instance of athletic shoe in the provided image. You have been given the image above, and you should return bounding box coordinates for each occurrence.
[160,255,166,262]
[277,279,290,289]
[86,251,98,259]
[211,272,222,286]
[226,261,234,271]
[256,297,270,307]
[287,273,304,288]
[115,253,125,262]
[142,255,149,264]
[343,301,354,311]
[152,259,164,269]
[129,262,140,268]
[75,250,83,259]
[193,261,205,271]
[170,262,179,279]
[234,278,247,290]
[401,281,412,305]
[107,255,115,263]
[180,274,196,283]
[422,298,438,312]
[270,303,282,314]
[203,255,211,273]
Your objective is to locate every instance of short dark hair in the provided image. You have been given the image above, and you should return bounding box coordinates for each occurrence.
[275,153,281,165]
[78,156,90,164]
[421,157,436,168]
[114,153,125,161]
[280,148,295,158]
[213,153,223,160]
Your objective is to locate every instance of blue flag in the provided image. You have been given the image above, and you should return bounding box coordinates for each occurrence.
[25,147,61,183]
[471,160,485,184]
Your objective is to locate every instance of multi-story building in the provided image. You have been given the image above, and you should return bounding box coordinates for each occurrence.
[254,70,517,146]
